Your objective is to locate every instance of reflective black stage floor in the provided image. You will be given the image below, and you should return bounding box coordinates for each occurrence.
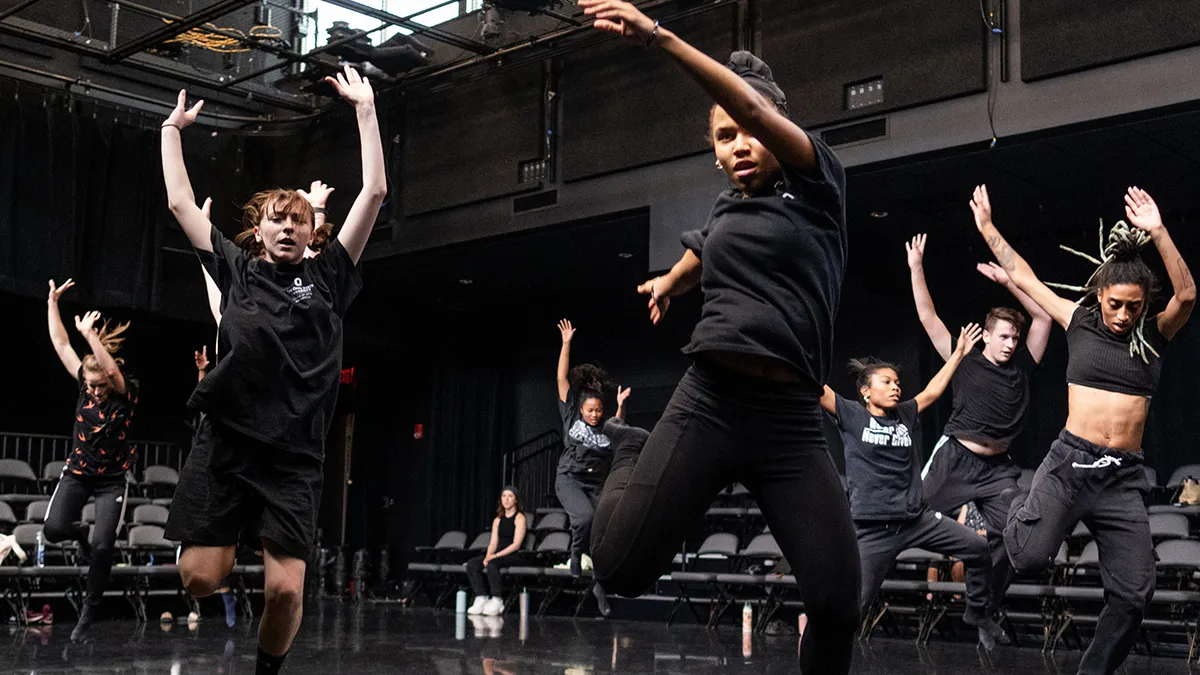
[5,603,1196,674]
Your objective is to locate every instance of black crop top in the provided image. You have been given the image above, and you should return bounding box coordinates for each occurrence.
[679,136,847,392]
[1065,305,1167,397]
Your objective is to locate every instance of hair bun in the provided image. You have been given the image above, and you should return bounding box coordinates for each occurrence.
[726,51,787,113]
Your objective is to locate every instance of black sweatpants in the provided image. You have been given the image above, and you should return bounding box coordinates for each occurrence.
[1005,429,1153,675]
[464,554,519,597]
[555,472,603,564]
[856,507,993,619]
[590,359,860,675]
[922,435,1022,604]
[43,471,128,606]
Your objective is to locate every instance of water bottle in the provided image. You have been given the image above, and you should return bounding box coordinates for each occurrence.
[176,545,182,564]
[455,589,467,614]
[36,532,45,568]
[742,602,752,633]
[519,588,530,620]
[148,553,155,567]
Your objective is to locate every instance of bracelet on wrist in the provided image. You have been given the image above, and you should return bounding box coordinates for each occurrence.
[161,123,181,132]
[645,20,660,47]
[312,206,328,215]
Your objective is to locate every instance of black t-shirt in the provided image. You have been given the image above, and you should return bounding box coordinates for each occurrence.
[1066,306,1167,397]
[557,389,612,477]
[833,394,923,521]
[190,226,362,460]
[942,346,1037,447]
[67,367,139,477]
[680,136,847,393]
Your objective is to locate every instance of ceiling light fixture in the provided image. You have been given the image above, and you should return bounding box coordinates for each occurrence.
[870,211,889,218]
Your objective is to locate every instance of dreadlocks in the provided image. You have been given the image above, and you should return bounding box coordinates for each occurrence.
[1048,219,1160,363]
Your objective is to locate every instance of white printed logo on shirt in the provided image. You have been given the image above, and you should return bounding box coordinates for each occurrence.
[568,420,611,450]
[287,276,314,303]
[861,417,912,447]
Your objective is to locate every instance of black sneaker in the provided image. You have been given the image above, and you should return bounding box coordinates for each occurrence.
[70,603,97,643]
[963,611,1005,651]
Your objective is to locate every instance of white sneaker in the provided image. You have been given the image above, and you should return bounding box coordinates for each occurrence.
[0,534,26,564]
[580,554,594,571]
[467,596,488,615]
[552,560,571,570]
[481,597,504,616]
[483,616,503,638]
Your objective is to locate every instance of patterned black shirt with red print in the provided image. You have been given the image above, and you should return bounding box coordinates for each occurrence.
[66,366,139,477]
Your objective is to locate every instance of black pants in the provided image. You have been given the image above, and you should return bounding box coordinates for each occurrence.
[590,359,860,675]
[43,471,128,606]
[856,507,992,619]
[922,435,1022,605]
[555,472,603,562]
[1006,429,1153,675]
[464,554,519,597]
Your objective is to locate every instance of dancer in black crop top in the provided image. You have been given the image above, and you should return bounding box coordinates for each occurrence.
[575,3,858,671]
[973,184,1194,675]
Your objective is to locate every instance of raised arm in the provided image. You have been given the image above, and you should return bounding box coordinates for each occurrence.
[161,91,213,252]
[493,513,527,559]
[579,0,816,172]
[325,66,388,264]
[636,249,702,325]
[616,386,631,420]
[971,185,1078,329]
[196,198,223,324]
[906,234,953,361]
[47,279,82,379]
[914,324,982,412]
[556,320,575,402]
[1124,187,1195,340]
[976,262,1053,363]
[820,385,838,415]
[75,312,126,395]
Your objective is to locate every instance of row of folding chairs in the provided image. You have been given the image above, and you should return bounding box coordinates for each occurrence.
[0,459,179,506]
[0,501,170,535]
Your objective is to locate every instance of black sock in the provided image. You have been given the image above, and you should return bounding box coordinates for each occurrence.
[256,647,288,675]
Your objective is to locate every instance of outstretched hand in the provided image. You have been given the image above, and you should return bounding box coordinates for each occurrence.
[637,277,670,325]
[194,345,209,372]
[969,184,993,231]
[163,89,203,129]
[299,180,336,209]
[1124,186,1164,234]
[617,386,632,406]
[74,310,101,337]
[954,323,983,357]
[48,278,75,305]
[579,0,657,44]
[558,319,576,343]
[905,234,927,270]
[976,262,1011,286]
[324,65,375,109]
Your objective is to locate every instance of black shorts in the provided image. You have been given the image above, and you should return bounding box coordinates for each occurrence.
[165,414,323,559]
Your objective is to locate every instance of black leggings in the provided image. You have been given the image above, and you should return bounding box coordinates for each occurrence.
[43,471,127,606]
[465,554,519,597]
[1006,429,1153,675]
[591,358,860,675]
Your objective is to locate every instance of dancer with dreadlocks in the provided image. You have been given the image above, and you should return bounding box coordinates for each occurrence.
[554,319,627,616]
[45,280,139,642]
[972,184,1194,675]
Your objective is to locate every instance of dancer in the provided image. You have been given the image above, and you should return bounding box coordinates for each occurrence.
[575,2,858,668]
[554,319,627,616]
[160,64,385,675]
[908,233,1052,604]
[821,325,1006,649]
[45,279,139,642]
[973,184,1194,675]
[465,487,527,616]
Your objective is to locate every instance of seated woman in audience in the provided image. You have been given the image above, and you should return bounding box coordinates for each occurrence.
[466,487,528,616]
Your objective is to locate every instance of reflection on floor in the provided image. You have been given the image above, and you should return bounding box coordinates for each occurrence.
[4,602,1194,673]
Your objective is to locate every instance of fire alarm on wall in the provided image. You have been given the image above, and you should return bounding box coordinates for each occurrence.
[414,424,424,440]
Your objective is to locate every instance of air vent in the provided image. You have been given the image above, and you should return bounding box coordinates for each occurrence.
[513,190,558,214]
[821,118,888,148]
[518,157,550,183]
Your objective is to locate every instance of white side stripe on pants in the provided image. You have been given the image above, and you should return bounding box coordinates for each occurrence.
[921,435,952,480]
